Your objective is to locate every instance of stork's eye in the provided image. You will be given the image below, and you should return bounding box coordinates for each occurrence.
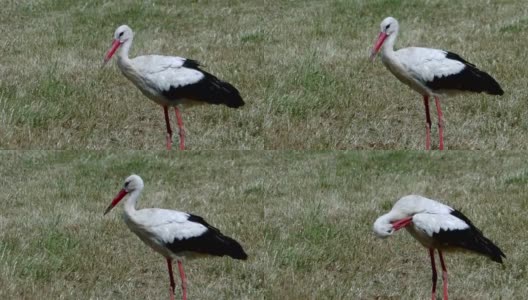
[119,32,124,37]
[124,181,130,188]
[385,24,390,30]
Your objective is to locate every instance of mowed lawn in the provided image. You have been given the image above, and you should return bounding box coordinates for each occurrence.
[1,0,527,150]
[1,151,527,299]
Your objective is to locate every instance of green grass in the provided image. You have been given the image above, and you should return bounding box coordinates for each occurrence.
[1,0,526,149]
[1,151,527,299]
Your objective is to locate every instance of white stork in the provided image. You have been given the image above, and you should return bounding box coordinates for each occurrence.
[103,25,244,150]
[370,17,504,150]
[104,174,248,300]
[373,195,505,300]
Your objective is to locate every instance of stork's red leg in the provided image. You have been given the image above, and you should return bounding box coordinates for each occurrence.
[174,107,185,151]
[423,96,432,150]
[166,258,176,300]
[434,97,444,150]
[429,248,437,300]
[177,260,187,300]
[163,106,173,150]
[438,250,448,300]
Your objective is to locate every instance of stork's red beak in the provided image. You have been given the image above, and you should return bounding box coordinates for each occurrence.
[370,32,388,61]
[103,39,121,66]
[104,189,128,215]
[392,217,413,230]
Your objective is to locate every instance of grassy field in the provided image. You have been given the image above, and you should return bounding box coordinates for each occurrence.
[1,151,527,299]
[2,0,527,150]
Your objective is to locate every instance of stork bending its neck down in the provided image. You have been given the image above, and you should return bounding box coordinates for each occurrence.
[373,195,505,300]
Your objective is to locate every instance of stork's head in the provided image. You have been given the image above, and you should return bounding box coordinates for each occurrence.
[103,25,134,66]
[379,17,399,36]
[373,214,397,238]
[370,17,399,61]
[114,25,133,43]
[373,212,413,238]
[104,174,144,215]
[122,174,144,192]
[372,195,423,238]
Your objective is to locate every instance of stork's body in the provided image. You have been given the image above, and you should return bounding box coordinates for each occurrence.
[373,195,505,300]
[371,17,504,150]
[104,25,244,150]
[104,175,247,300]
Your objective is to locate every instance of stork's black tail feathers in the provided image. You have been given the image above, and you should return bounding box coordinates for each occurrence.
[173,59,244,108]
[166,214,248,260]
[473,233,506,263]
[196,226,248,260]
[215,233,248,260]
[200,70,245,108]
[448,210,506,263]
[464,66,504,96]
[427,52,504,96]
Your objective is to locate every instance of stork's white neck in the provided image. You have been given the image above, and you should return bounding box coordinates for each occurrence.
[116,38,134,72]
[115,37,142,83]
[377,210,406,225]
[117,37,133,60]
[380,31,398,59]
[124,189,141,216]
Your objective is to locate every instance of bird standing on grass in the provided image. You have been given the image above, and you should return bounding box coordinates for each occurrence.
[373,195,505,300]
[103,25,244,150]
[370,17,504,150]
[104,174,248,300]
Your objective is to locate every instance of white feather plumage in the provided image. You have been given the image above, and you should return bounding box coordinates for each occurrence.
[128,209,208,243]
[413,213,469,237]
[396,47,466,83]
[131,55,205,90]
